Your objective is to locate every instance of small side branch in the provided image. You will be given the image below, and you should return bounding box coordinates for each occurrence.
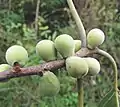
[35,0,40,38]
[77,79,84,107]
[96,48,119,107]
[67,0,86,47]
[8,0,12,11]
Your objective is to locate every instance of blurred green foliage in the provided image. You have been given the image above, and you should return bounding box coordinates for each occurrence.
[0,0,120,107]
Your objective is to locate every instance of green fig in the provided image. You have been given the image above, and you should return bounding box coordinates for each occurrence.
[5,45,28,66]
[74,40,81,52]
[87,28,105,49]
[83,57,100,76]
[39,71,60,97]
[36,40,57,61]
[54,34,75,58]
[66,56,88,78]
[0,64,11,72]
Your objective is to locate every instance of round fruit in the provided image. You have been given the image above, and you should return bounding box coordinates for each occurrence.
[39,71,60,97]
[36,40,57,61]
[54,34,75,58]
[0,64,11,72]
[74,40,81,52]
[87,28,105,49]
[66,56,88,78]
[83,57,100,76]
[5,45,28,66]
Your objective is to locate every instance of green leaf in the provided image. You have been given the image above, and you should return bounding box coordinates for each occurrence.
[98,88,119,107]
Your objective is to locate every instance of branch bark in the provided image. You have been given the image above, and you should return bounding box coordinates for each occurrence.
[0,48,97,82]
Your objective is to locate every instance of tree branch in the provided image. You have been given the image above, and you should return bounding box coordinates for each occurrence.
[0,48,97,82]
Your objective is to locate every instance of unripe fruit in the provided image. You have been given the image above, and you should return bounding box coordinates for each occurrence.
[54,34,75,58]
[87,28,105,49]
[36,40,57,61]
[39,71,60,97]
[83,57,100,76]
[0,64,11,72]
[5,45,28,66]
[66,56,88,78]
[74,40,81,52]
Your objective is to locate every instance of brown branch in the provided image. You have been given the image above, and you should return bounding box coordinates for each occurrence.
[0,48,97,82]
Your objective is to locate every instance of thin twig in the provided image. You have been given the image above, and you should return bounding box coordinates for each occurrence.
[67,0,86,48]
[77,79,84,107]
[35,0,40,38]
[96,48,119,107]
[8,0,11,11]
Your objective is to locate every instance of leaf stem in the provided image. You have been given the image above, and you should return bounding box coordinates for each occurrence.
[35,0,40,38]
[77,79,84,107]
[67,0,86,47]
[96,48,119,107]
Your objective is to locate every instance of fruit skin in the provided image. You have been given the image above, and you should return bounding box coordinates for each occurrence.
[5,45,28,66]
[87,28,105,49]
[74,40,81,52]
[66,56,88,78]
[0,64,11,72]
[39,71,60,97]
[83,57,100,76]
[54,34,75,58]
[36,40,57,61]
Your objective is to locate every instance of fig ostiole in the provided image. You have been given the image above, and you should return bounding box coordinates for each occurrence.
[83,57,100,76]
[87,28,105,49]
[54,34,75,58]
[66,56,88,78]
[39,71,60,97]
[5,45,28,66]
[36,40,57,61]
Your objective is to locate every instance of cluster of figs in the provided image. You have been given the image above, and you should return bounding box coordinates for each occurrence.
[0,28,105,97]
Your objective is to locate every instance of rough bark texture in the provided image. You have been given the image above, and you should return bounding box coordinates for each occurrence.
[0,48,97,82]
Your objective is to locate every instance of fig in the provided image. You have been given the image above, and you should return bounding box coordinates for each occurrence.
[54,34,75,58]
[5,45,28,66]
[39,71,60,97]
[74,40,81,52]
[87,28,105,49]
[66,56,88,78]
[0,64,11,72]
[36,40,57,61]
[83,57,100,76]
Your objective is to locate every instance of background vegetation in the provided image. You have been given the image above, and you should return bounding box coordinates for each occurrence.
[0,0,120,107]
